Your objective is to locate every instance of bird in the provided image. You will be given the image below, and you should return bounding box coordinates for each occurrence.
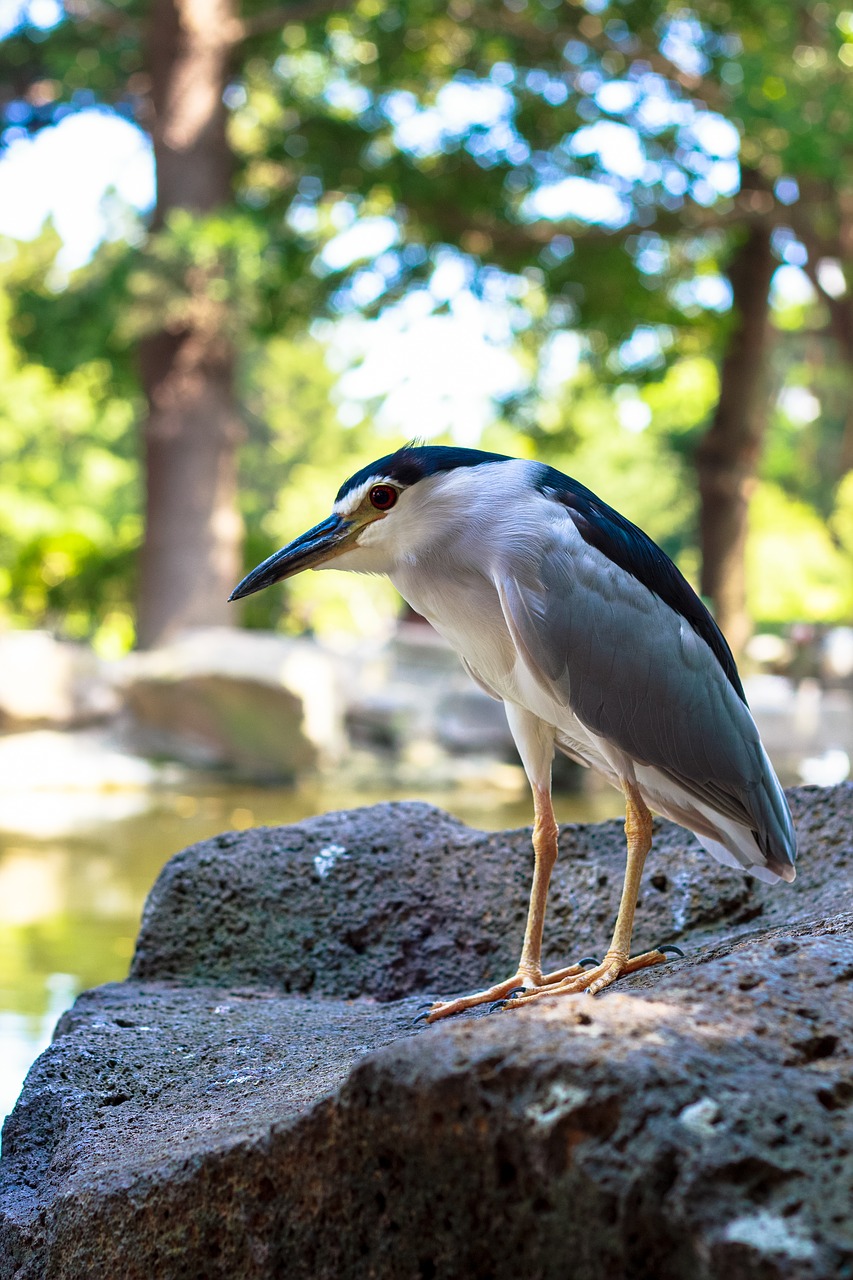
[229,444,796,1022]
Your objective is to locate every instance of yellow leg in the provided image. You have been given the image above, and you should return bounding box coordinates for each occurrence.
[518,782,559,981]
[505,781,668,1008]
[421,784,583,1023]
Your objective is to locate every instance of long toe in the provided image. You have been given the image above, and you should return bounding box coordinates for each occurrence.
[420,971,553,1023]
[417,954,607,1024]
[538,962,586,985]
[499,947,670,1007]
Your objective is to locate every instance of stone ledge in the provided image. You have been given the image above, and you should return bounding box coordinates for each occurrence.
[1,786,852,1279]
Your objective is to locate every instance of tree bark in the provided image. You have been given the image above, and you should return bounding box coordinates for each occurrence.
[696,223,776,659]
[799,245,853,477]
[137,0,243,648]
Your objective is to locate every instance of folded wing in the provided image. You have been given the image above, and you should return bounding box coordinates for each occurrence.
[495,501,795,878]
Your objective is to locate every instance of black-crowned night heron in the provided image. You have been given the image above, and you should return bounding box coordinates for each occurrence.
[230,445,796,1022]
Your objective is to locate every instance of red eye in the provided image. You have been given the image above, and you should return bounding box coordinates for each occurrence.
[369,485,398,511]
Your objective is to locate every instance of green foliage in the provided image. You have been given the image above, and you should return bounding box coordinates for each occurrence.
[2,0,853,642]
[228,0,725,362]
[0,238,141,652]
[10,230,139,392]
[118,209,321,345]
[711,0,853,187]
[6,238,849,642]
[238,335,400,637]
[504,353,720,599]
[747,482,853,624]
[831,471,853,564]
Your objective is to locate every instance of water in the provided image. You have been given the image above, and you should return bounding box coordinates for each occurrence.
[4,673,851,1123]
[0,773,621,1123]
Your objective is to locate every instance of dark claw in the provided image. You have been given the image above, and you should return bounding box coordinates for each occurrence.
[656,945,685,959]
[412,1010,433,1026]
[488,986,527,1013]
[579,956,600,968]
[416,1001,436,1011]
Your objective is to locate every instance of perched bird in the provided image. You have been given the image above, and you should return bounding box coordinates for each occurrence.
[230,445,796,1022]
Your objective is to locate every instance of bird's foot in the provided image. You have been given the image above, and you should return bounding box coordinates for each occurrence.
[416,962,589,1025]
[500,947,672,1007]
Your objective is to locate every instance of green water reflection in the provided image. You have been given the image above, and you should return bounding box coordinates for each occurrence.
[0,777,622,1120]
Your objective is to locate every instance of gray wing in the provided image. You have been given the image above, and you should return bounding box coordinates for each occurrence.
[496,520,793,861]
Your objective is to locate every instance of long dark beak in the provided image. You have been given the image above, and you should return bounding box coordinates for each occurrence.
[228,514,352,602]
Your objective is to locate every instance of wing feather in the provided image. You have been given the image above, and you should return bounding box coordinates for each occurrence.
[495,514,792,860]
[459,655,503,702]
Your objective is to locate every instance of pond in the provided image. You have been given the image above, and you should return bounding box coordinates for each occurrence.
[4,671,851,1125]
[0,771,623,1123]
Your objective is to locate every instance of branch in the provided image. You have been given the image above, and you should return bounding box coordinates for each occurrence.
[799,241,853,362]
[463,6,729,112]
[64,0,141,36]
[234,0,346,40]
[235,0,726,113]
[423,189,776,259]
[781,184,845,265]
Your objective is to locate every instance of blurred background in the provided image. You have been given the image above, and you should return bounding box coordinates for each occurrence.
[2,0,853,1119]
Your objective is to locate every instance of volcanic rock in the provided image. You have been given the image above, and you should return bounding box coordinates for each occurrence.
[1,785,851,1279]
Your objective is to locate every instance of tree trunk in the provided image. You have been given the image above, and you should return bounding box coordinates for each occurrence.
[137,0,243,649]
[696,223,776,659]
[806,269,853,476]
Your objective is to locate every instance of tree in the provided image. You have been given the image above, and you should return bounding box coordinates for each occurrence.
[696,222,775,654]
[692,0,853,645]
[4,0,852,653]
[2,0,330,646]
[0,233,140,652]
[136,0,243,647]
[226,0,812,649]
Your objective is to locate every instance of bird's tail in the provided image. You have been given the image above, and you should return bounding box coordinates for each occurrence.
[697,745,796,884]
[753,745,797,880]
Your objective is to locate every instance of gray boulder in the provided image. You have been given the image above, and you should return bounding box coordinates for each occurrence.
[117,628,325,780]
[1,786,851,1279]
[121,671,315,780]
[0,632,117,730]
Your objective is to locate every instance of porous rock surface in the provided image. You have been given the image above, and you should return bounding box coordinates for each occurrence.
[1,785,852,1280]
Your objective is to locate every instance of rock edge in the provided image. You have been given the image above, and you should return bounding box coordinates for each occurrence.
[1,785,852,1280]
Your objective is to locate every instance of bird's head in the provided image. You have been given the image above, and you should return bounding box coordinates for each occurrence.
[228,444,512,602]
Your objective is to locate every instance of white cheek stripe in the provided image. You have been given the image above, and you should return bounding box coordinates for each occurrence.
[332,475,397,517]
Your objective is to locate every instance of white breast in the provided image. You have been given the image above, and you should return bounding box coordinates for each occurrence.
[387,464,618,783]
